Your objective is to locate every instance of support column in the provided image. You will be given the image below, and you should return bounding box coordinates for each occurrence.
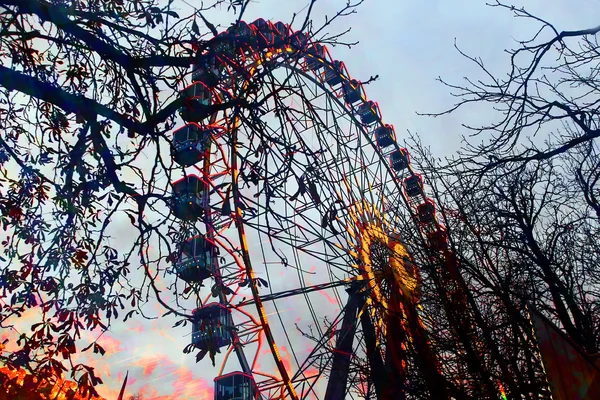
[360,305,398,400]
[324,283,365,400]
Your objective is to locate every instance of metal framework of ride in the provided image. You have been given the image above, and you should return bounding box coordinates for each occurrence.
[166,18,475,400]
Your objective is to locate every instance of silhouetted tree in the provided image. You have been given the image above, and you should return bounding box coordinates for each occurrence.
[425,1,600,177]
[401,4,600,397]
[0,0,362,397]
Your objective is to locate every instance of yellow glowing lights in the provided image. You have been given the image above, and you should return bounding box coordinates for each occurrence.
[346,200,419,302]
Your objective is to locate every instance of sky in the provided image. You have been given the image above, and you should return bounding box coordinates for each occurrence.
[100,1,600,399]
[220,0,599,157]
[6,0,600,399]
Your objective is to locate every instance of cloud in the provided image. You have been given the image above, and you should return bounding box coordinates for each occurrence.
[93,351,213,400]
[142,357,159,377]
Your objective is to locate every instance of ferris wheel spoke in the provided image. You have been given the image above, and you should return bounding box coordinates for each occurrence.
[233,278,358,307]
[289,295,352,394]
[289,284,383,399]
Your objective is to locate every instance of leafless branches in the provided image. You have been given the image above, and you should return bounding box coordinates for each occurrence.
[422,1,600,178]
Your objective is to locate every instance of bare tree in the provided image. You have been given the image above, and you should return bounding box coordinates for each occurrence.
[404,114,600,398]
[424,1,600,178]
[406,5,600,395]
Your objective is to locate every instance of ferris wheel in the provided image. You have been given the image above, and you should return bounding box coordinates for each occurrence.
[166,19,455,400]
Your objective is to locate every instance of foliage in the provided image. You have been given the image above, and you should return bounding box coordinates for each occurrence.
[0,365,106,400]
[0,0,261,395]
[0,0,361,397]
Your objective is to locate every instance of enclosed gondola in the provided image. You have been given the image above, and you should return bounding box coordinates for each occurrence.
[290,31,308,50]
[229,22,255,57]
[214,372,259,400]
[390,148,410,171]
[192,303,234,351]
[343,79,363,104]
[357,100,379,125]
[403,174,424,197]
[174,235,216,282]
[374,124,396,148]
[416,198,436,224]
[273,22,290,39]
[305,43,326,70]
[192,55,222,88]
[427,227,448,252]
[171,123,211,167]
[227,21,254,39]
[171,175,205,221]
[323,60,345,87]
[179,82,212,123]
[251,18,276,48]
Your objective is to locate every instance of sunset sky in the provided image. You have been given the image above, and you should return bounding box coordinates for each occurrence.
[96,1,599,398]
[7,1,599,399]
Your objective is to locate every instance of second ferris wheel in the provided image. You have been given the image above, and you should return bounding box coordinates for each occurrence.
[167,18,454,400]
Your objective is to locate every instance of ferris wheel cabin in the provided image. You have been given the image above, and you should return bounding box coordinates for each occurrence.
[191,303,234,351]
[213,32,238,58]
[214,372,259,400]
[290,31,309,50]
[403,174,424,197]
[171,123,211,167]
[305,44,326,70]
[374,124,396,148]
[428,226,449,252]
[174,235,216,282]
[390,148,410,171]
[179,81,212,123]
[357,100,379,125]
[323,60,345,87]
[226,22,256,57]
[227,21,253,37]
[273,22,291,39]
[251,18,276,48]
[225,21,254,52]
[192,56,222,88]
[343,79,363,104]
[417,198,436,224]
[171,175,205,221]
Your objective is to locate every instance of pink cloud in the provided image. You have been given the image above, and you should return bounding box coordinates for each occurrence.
[142,357,159,377]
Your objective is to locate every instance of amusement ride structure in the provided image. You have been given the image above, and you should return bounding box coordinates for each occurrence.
[167,19,477,400]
